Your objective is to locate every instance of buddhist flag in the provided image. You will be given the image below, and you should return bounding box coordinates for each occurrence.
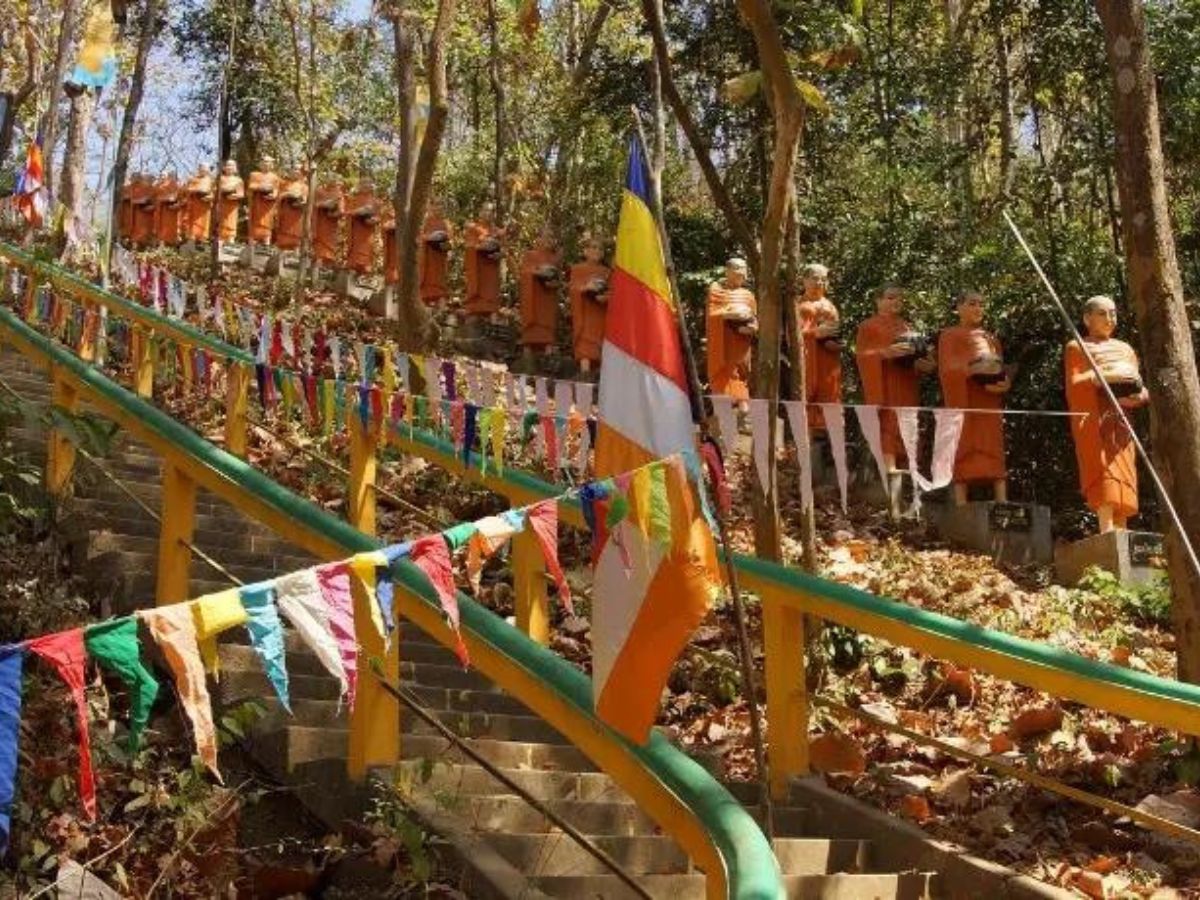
[14,137,46,228]
[591,134,720,744]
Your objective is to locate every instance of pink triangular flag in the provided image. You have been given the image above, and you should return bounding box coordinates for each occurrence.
[316,563,358,709]
[410,535,469,666]
[526,501,573,614]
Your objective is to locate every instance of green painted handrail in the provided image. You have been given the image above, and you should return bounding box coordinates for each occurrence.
[7,242,1196,713]
[0,298,783,899]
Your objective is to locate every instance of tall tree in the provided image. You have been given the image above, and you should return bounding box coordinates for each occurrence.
[1095,0,1200,681]
[0,12,46,168]
[395,0,457,349]
[40,0,82,198]
[735,0,805,562]
[109,0,163,250]
[57,86,96,257]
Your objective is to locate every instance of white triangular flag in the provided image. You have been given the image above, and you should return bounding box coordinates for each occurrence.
[710,394,738,460]
[854,405,890,488]
[553,380,572,417]
[747,399,771,495]
[574,382,595,416]
[783,401,814,515]
[820,403,850,513]
[535,377,549,415]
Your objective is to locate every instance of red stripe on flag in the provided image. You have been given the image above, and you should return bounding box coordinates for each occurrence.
[605,268,688,392]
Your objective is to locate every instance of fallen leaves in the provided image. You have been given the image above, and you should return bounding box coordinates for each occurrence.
[809,732,867,775]
[1009,704,1064,741]
[898,794,933,823]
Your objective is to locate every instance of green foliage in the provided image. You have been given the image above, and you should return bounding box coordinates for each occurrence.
[1075,566,1172,629]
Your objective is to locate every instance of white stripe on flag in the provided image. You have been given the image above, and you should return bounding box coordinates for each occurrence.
[596,341,695,459]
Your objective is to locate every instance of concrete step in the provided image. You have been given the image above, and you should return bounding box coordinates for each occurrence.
[400,660,496,692]
[397,760,621,804]
[463,795,656,837]
[402,733,596,773]
[68,530,314,576]
[219,643,334,681]
[218,666,344,704]
[402,683,531,717]
[414,709,566,744]
[276,725,348,768]
[529,873,935,900]
[489,833,692,877]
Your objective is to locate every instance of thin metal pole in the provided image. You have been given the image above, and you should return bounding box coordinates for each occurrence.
[1003,210,1200,585]
[368,663,654,900]
[629,108,774,838]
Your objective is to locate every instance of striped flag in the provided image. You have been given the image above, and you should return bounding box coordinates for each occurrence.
[14,138,46,228]
[591,134,720,744]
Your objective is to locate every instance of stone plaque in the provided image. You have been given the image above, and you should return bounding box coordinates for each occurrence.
[988,502,1032,532]
[1130,532,1167,569]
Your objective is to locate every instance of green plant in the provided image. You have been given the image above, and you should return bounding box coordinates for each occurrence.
[365,775,438,884]
[1076,566,1172,629]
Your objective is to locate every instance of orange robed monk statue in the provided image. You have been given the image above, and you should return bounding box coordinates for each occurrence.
[856,284,935,511]
[273,170,308,253]
[519,229,562,361]
[154,171,185,247]
[1064,295,1149,533]
[938,290,1012,506]
[247,156,281,250]
[420,200,452,307]
[130,173,157,248]
[796,262,842,430]
[184,164,214,243]
[313,177,345,275]
[706,257,758,406]
[216,159,245,244]
[569,234,609,374]
[464,202,504,320]
[118,178,134,242]
[345,179,379,276]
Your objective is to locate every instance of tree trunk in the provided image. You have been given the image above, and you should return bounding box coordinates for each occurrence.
[392,8,417,320]
[1096,0,1200,682]
[396,0,456,350]
[783,190,816,570]
[484,0,506,220]
[0,21,45,168]
[40,0,82,199]
[642,0,759,271]
[57,87,95,256]
[991,0,1015,196]
[109,0,160,255]
[736,0,805,564]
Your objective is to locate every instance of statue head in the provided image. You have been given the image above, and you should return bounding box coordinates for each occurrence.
[877,284,904,316]
[262,155,276,172]
[428,197,443,216]
[724,257,749,290]
[222,159,238,175]
[479,201,496,225]
[1082,295,1118,340]
[802,263,829,300]
[536,227,556,251]
[582,234,604,263]
[955,290,985,327]
[196,163,210,177]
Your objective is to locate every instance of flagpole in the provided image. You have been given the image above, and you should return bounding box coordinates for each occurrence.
[629,107,775,840]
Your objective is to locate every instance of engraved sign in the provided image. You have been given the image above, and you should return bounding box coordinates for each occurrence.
[989,502,1031,533]
[1130,533,1166,569]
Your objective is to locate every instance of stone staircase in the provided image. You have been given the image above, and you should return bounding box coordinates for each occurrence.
[0,347,938,898]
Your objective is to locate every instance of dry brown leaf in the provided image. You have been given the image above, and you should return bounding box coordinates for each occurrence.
[1069,868,1106,899]
[1009,704,1064,741]
[898,794,932,823]
[989,733,1015,753]
[1085,856,1119,875]
[809,732,867,775]
[933,768,972,809]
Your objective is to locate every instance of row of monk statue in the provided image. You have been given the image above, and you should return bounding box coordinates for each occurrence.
[706,259,1149,532]
[119,160,613,371]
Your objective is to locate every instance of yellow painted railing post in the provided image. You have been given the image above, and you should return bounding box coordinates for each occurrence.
[348,412,377,536]
[156,463,197,606]
[761,586,809,799]
[224,361,248,458]
[512,527,550,645]
[131,328,154,398]
[346,412,399,780]
[45,368,79,497]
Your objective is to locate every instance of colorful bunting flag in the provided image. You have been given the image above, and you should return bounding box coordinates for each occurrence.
[274,569,349,704]
[0,646,24,853]
[139,606,221,780]
[238,583,291,712]
[84,618,158,749]
[28,630,95,819]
